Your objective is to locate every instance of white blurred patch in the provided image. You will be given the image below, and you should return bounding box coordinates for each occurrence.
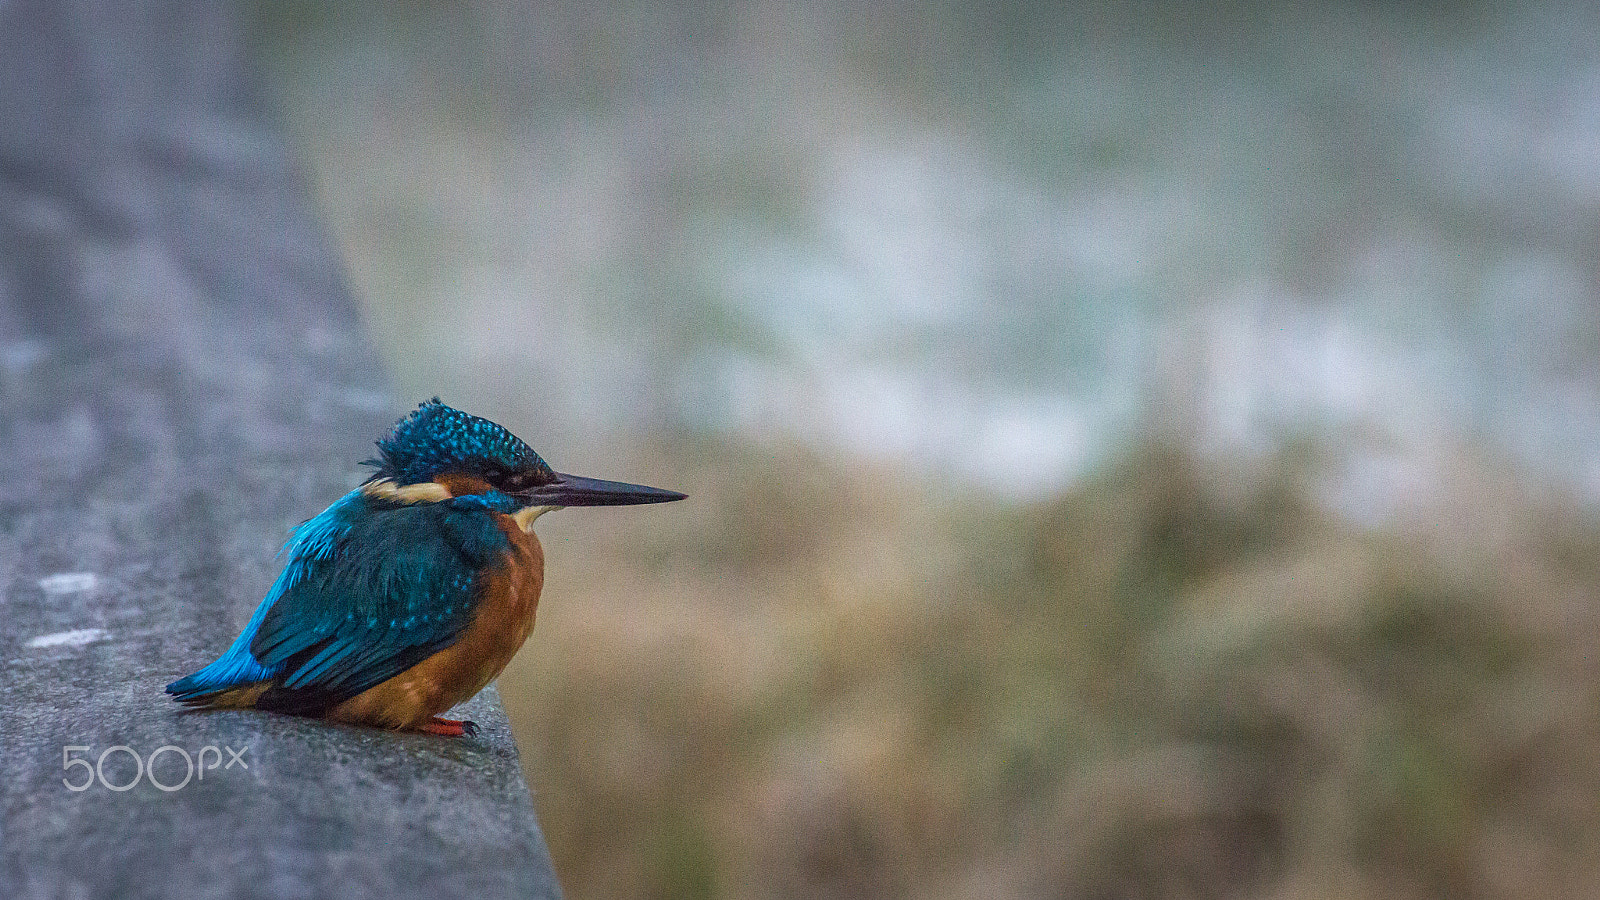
[2,338,47,373]
[26,628,108,649]
[37,572,98,595]
[970,397,1092,498]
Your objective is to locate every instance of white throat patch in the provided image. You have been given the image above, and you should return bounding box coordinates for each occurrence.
[511,504,561,533]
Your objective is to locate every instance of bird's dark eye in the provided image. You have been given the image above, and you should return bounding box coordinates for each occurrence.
[499,469,548,493]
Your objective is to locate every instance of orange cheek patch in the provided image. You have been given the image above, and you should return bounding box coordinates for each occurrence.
[434,473,496,497]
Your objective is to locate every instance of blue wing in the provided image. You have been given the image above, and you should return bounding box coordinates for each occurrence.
[168,490,513,713]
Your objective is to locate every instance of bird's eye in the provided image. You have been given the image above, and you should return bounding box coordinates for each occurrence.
[500,469,544,492]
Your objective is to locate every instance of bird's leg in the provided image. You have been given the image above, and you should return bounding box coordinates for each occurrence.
[416,716,479,737]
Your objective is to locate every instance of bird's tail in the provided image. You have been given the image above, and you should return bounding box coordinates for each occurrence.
[167,634,276,706]
[167,593,280,706]
[166,680,270,709]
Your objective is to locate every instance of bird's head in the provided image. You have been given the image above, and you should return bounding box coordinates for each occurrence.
[363,399,685,513]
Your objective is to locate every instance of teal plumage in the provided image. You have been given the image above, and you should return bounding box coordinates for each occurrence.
[369,398,554,489]
[166,399,685,735]
[167,490,520,715]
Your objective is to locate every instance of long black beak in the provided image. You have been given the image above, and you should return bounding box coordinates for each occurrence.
[521,472,687,507]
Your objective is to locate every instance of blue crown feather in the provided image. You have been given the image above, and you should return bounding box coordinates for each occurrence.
[364,398,553,485]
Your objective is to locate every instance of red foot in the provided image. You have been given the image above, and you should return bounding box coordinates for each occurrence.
[416,716,480,737]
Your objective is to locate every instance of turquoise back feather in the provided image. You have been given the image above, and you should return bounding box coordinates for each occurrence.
[166,489,520,710]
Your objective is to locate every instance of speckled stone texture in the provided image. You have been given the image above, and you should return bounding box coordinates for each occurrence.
[0,2,560,897]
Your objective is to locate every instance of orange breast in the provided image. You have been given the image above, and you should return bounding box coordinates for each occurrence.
[327,513,545,730]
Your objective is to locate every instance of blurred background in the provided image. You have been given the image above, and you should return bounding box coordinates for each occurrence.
[249,1,1600,897]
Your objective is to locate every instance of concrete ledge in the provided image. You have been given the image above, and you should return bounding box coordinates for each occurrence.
[0,2,560,897]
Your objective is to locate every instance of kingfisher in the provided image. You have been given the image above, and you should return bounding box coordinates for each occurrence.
[166,398,684,736]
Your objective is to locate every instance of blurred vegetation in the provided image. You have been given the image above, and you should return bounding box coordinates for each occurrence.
[501,439,1600,899]
[244,1,1600,896]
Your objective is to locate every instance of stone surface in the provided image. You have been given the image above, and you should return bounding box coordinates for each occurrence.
[0,2,560,897]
